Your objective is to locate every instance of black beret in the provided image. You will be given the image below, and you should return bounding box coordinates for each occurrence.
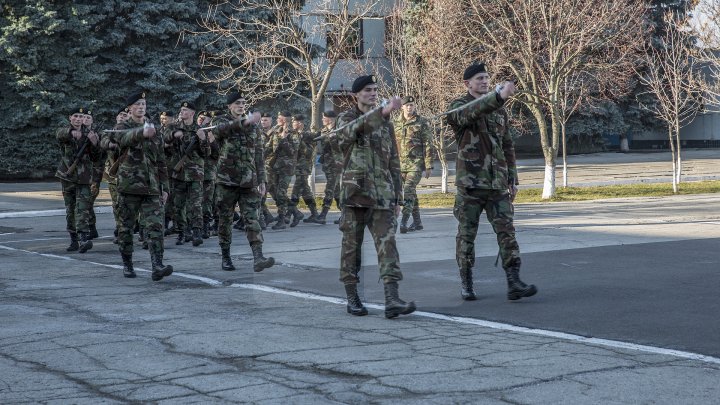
[72,107,86,115]
[402,96,415,104]
[117,107,129,116]
[323,110,337,118]
[463,63,487,80]
[159,111,170,117]
[84,108,93,116]
[198,110,207,117]
[125,91,146,107]
[278,110,291,117]
[351,74,378,93]
[261,112,272,118]
[226,91,245,105]
[180,101,196,111]
[292,114,305,122]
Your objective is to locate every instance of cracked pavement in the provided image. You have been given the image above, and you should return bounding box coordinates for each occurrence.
[2,150,720,403]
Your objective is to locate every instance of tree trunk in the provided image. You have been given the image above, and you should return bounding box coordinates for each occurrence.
[674,122,682,185]
[439,128,448,193]
[561,122,568,188]
[531,105,556,199]
[620,134,630,152]
[668,127,678,193]
[542,159,557,199]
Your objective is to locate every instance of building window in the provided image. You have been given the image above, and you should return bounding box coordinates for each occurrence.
[326,17,363,59]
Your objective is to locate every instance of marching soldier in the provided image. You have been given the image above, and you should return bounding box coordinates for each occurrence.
[100,107,130,244]
[445,62,537,301]
[210,91,275,272]
[55,107,101,253]
[112,91,173,280]
[201,111,220,239]
[258,112,275,229]
[85,110,104,239]
[165,101,210,246]
[289,114,320,225]
[267,111,299,230]
[158,111,177,235]
[393,96,433,233]
[335,74,416,319]
[315,110,342,224]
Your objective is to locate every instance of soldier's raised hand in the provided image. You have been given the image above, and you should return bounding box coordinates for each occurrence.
[382,97,402,117]
[143,124,156,139]
[498,81,517,100]
[71,129,82,139]
[196,129,207,141]
[244,112,261,126]
[88,131,99,146]
[173,130,183,139]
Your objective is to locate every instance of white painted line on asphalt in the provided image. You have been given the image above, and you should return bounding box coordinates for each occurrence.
[2,243,719,366]
[0,206,112,219]
[0,233,15,236]
[0,236,113,244]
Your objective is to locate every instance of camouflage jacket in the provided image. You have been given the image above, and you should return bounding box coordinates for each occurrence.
[113,118,170,196]
[268,126,299,175]
[393,114,434,173]
[55,125,101,185]
[294,130,316,176]
[159,124,177,172]
[445,92,518,190]
[163,121,210,182]
[263,126,279,169]
[100,132,121,185]
[203,139,220,181]
[318,125,343,173]
[212,113,266,188]
[336,106,402,209]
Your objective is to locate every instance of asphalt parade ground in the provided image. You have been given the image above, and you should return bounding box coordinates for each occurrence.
[1,150,720,403]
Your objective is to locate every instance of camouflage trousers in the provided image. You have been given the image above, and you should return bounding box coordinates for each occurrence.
[454,187,520,270]
[108,181,121,231]
[401,171,423,218]
[216,184,263,250]
[203,179,216,222]
[164,176,175,223]
[268,172,292,216]
[117,193,165,256]
[61,180,91,234]
[290,173,314,207]
[322,165,341,208]
[339,207,402,285]
[173,179,203,231]
[88,181,101,226]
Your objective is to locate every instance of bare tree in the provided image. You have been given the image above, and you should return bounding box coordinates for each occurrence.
[694,0,720,106]
[190,0,382,131]
[464,0,645,198]
[637,13,704,193]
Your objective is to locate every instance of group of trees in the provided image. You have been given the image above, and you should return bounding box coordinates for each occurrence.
[2,0,717,200]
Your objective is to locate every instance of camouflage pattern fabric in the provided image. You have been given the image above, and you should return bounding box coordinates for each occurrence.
[445,92,517,189]
[60,180,92,234]
[290,174,313,208]
[268,173,293,216]
[393,114,433,173]
[400,170,423,218]
[202,139,220,222]
[216,184,263,250]
[55,125,101,185]
[268,127,299,175]
[453,187,520,270]
[112,119,170,196]
[335,107,402,209]
[294,130,316,176]
[318,126,343,208]
[165,121,209,182]
[339,207,402,284]
[108,182,120,230]
[211,113,266,188]
[172,178,204,230]
[117,193,165,257]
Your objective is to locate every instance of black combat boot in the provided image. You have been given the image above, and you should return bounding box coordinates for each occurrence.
[138,226,145,242]
[303,200,319,223]
[409,208,424,231]
[78,232,93,253]
[399,213,411,234]
[202,221,210,239]
[141,238,149,250]
[315,206,329,224]
[175,230,185,245]
[344,284,368,316]
[150,251,174,281]
[89,224,99,239]
[66,232,79,252]
[259,212,267,230]
[122,252,136,278]
[383,282,416,319]
[183,229,192,243]
[271,214,287,230]
[459,268,477,301]
[505,266,537,300]
[192,228,203,246]
[221,247,235,271]
[263,208,277,224]
[250,242,275,272]
[290,207,304,227]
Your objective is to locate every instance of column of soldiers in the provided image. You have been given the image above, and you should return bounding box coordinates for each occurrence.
[55,61,537,316]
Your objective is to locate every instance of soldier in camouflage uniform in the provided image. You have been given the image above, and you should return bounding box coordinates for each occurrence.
[316,110,342,224]
[258,112,275,229]
[335,74,416,319]
[83,110,104,240]
[165,101,211,247]
[55,107,101,253]
[445,63,537,301]
[100,107,129,244]
[393,96,434,234]
[210,91,275,272]
[159,111,177,235]
[112,91,173,281]
[267,111,299,230]
[200,111,220,239]
[288,114,320,225]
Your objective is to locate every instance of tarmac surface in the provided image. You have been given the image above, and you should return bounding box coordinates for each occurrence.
[1,149,720,403]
